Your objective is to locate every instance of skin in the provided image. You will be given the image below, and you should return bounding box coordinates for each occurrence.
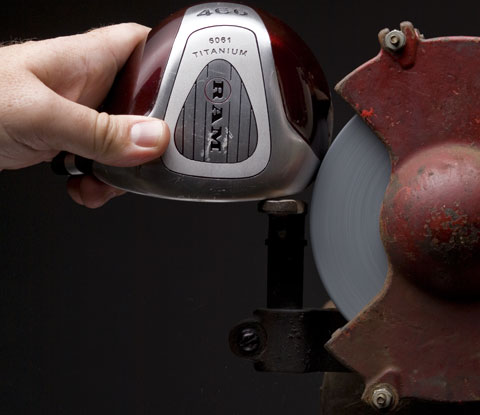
[0,23,170,208]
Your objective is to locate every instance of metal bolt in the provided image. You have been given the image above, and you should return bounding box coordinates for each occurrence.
[390,35,400,45]
[371,386,394,410]
[384,30,406,52]
[259,199,306,215]
[238,327,261,354]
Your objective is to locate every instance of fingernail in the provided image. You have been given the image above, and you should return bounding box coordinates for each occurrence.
[130,120,166,148]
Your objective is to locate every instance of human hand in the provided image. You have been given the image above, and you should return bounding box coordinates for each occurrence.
[0,23,170,208]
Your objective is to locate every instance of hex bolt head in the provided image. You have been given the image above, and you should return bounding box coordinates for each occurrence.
[371,386,394,410]
[384,30,406,52]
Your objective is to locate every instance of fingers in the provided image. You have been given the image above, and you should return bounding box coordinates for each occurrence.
[27,23,151,107]
[81,23,150,69]
[39,89,170,167]
[67,175,126,209]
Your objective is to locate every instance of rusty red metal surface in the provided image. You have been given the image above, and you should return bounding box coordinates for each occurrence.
[327,22,480,406]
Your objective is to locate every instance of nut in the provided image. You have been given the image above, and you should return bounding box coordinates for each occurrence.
[259,199,306,215]
[384,30,406,52]
[371,386,394,410]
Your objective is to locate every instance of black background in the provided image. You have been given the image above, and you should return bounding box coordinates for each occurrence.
[0,1,479,414]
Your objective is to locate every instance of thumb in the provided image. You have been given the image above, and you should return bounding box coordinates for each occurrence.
[42,90,170,167]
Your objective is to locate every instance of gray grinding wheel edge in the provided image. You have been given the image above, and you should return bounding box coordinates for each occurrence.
[310,116,391,320]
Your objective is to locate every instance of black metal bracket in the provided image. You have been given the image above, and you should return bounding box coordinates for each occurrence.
[229,308,347,373]
[229,199,348,373]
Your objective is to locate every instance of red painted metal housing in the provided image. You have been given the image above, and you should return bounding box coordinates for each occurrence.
[328,22,480,406]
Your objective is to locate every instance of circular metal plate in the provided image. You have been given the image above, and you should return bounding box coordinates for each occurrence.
[310,116,391,320]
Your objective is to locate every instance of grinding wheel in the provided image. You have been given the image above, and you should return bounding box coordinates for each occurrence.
[310,116,391,320]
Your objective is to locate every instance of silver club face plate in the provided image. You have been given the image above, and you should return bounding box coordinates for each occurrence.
[160,25,270,178]
[310,116,391,320]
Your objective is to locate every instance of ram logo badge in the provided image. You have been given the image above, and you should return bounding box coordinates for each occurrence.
[174,59,258,163]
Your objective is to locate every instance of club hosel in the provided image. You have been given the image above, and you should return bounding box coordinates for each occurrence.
[51,152,93,176]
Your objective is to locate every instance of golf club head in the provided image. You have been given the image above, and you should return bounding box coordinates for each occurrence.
[96,2,332,201]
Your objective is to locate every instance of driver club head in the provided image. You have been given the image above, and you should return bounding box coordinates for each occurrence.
[72,2,332,202]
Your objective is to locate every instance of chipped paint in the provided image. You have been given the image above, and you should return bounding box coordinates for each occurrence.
[360,108,375,119]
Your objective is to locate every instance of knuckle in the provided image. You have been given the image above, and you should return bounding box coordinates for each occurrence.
[92,112,121,158]
[83,50,107,84]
